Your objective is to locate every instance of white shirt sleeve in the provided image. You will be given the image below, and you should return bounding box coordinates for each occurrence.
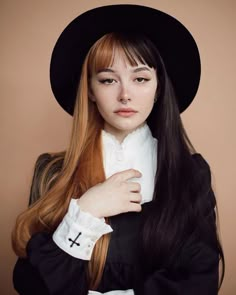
[88,290,135,295]
[53,198,113,260]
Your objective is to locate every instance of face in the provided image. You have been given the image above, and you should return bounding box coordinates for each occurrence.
[90,50,158,142]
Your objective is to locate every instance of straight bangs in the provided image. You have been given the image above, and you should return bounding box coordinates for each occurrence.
[87,33,158,75]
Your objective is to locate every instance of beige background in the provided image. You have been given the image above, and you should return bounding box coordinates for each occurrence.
[1,0,235,294]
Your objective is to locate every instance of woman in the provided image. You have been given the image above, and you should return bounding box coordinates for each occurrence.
[12,4,224,295]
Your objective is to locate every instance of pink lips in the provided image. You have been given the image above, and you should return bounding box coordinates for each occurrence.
[114,108,137,117]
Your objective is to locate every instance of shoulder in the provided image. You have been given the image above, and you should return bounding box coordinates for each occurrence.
[191,153,216,213]
[29,152,65,206]
[33,153,53,173]
[192,153,210,168]
[33,153,64,175]
[191,153,211,180]
[31,153,64,187]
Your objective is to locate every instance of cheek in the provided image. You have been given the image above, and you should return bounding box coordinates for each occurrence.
[91,85,113,103]
[143,100,155,114]
[138,89,156,114]
[94,98,112,117]
[139,88,156,104]
[91,86,117,110]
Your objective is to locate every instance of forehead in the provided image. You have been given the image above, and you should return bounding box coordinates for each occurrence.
[89,48,148,75]
[108,49,147,68]
[87,34,157,76]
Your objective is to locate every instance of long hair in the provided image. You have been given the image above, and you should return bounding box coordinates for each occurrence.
[12,32,224,290]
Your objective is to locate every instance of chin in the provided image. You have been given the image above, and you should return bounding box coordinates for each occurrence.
[118,123,143,133]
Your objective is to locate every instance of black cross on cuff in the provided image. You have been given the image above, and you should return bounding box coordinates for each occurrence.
[68,232,82,247]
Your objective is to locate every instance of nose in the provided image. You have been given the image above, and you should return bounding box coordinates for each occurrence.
[118,83,131,104]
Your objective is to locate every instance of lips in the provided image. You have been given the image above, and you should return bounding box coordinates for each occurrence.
[114,108,138,117]
[114,108,137,113]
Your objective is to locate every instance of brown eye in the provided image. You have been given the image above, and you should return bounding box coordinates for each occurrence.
[135,77,149,83]
[99,79,116,84]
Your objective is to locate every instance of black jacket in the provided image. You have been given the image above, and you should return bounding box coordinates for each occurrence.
[13,153,220,295]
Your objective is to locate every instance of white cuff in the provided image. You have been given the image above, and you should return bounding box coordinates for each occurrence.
[110,292,134,295]
[88,290,135,295]
[53,199,113,260]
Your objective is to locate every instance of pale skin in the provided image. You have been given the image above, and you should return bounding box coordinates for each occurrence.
[77,50,158,218]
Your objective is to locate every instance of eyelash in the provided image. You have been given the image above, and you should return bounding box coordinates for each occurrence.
[99,79,116,84]
[99,77,150,84]
[135,77,150,83]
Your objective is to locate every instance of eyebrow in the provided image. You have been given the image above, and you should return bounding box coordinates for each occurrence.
[133,66,151,73]
[97,66,151,74]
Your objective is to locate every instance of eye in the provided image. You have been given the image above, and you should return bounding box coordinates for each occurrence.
[99,79,116,84]
[135,77,150,83]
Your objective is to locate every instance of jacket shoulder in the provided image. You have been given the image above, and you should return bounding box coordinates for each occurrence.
[28,153,64,206]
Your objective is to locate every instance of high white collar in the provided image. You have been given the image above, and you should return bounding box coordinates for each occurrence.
[101,124,157,204]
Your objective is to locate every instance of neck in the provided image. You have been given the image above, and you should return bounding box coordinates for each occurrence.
[103,122,146,143]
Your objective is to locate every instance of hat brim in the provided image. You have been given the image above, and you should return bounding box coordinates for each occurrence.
[50,4,201,115]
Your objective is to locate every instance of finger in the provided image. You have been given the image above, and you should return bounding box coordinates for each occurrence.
[130,192,142,203]
[115,169,142,181]
[127,182,141,192]
[128,202,142,213]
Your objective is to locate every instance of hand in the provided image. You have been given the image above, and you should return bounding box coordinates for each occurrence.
[77,169,142,218]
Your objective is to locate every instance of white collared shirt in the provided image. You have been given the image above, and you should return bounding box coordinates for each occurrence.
[102,124,157,204]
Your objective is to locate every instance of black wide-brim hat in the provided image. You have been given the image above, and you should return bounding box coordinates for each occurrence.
[50,4,201,115]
